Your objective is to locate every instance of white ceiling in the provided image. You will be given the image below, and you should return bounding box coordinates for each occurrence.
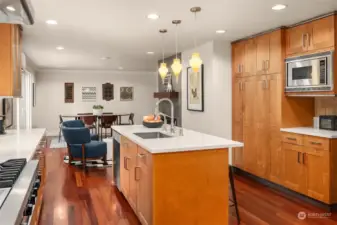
[23,0,337,72]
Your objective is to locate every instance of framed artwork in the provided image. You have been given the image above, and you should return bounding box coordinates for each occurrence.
[187,65,204,112]
[102,83,114,101]
[82,86,97,102]
[120,87,133,101]
[64,83,74,103]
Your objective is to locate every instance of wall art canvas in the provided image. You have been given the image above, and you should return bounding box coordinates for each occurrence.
[187,65,204,112]
[82,86,97,102]
[120,87,133,101]
[102,83,114,101]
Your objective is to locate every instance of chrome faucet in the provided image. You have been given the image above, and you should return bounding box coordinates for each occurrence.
[155,98,175,133]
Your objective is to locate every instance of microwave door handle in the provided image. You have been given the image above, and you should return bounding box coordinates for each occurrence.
[307,33,311,47]
[302,33,306,48]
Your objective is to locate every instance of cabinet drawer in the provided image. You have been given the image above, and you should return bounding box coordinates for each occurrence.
[303,136,329,151]
[282,132,303,145]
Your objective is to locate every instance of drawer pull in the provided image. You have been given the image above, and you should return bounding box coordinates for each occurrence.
[310,141,322,146]
[297,152,301,164]
[287,137,297,141]
[302,153,306,165]
[135,167,141,181]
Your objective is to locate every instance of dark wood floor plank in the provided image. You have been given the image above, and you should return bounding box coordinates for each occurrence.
[39,140,337,225]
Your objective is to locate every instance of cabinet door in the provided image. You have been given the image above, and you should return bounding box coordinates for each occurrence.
[286,23,309,56]
[305,148,330,203]
[232,80,244,168]
[233,42,245,77]
[244,39,256,76]
[243,79,255,126]
[256,34,269,75]
[308,16,335,52]
[269,129,283,184]
[128,142,138,211]
[120,138,130,198]
[137,147,152,225]
[268,30,282,75]
[282,143,307,194]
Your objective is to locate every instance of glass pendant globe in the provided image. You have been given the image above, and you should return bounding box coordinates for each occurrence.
[189,52,202,73]
[171,58,182,82]
[158,62,168,83]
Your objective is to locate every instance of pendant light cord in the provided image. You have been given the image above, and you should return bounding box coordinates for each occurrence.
[161,34,165,63]
[194,12,197,48]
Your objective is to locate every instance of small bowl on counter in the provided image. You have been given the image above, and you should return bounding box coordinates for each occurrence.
[143,121,163,128]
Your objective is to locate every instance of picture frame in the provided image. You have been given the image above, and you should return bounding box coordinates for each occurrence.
[187,65,204,112]
[120,87,134,101]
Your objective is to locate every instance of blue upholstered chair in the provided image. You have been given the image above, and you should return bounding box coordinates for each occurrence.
[62,126,107,169]
[62,120,99,141]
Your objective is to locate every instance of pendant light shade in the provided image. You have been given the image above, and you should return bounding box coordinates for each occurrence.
[171,20,182,83]
[189,53,202,73]
[158,62,168,81]
[158,29,168,83]
[189,7,202,73]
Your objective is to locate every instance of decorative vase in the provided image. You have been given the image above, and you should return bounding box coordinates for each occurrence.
[93,109,103,116]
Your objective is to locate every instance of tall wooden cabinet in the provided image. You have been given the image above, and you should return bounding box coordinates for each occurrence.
[0,24,22,97]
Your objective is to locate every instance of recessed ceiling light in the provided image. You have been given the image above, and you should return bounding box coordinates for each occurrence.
[46,20,58,25]
[118,66,124,70]
[147,52,154,55]
[101,56,111,60]
[147,14,159,20]
[56,46,64,50]
[6,6,15,12]
[272,4,287,11]
[216,30,226,34]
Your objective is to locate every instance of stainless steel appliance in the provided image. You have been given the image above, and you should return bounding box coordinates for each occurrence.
[0,160,40,225]
[319,115,337,131]
[113,130,121,190]
[285,51,333,92]
[0,0,35,24]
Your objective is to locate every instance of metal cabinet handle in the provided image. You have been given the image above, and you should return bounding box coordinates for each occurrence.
[287,137,297,141]
[297,152,301,164]
[135,167,141,181]
[266,60,269,70]
[137,153,145,158]
[124,157,127,170]
[262,61,265,70]
[307,33,311,47]
[238,64,241,73]
[310,141,322,146]
[302,153,306,165]
[302,33,306,48]
[239,82,242,91]
[124,157,130,170]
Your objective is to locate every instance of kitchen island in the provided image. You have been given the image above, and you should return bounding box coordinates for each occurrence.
[112,125,243,225]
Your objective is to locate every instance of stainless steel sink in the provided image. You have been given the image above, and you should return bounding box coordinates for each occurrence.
[133,132,172,139]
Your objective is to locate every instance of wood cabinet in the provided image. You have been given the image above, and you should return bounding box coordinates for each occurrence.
[0,24,22,97]
[256,35,270,75]
[232,41,245,77]
[286,15,335,56]
[281,132,334,204]
[243,39,256,76]
[120,136,132,198]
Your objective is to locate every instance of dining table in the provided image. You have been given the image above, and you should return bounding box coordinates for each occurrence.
[60,113,131,140]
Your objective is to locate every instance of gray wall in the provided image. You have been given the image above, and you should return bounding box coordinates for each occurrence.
[157,53,182,126]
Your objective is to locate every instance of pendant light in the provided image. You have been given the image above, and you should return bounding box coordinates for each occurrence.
[171,20,182,83]
[189,7,203,73]
[158,29,168,84]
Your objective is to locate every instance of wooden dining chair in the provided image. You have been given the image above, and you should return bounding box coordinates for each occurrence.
[78,113,97,133]
[119,113,134,125]
[58,115,64,142]
[100,115,118,138]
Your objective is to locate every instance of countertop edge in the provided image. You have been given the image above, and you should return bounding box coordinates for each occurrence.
[280,128,337,139]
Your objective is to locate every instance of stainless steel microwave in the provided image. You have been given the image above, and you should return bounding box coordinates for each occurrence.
[285,51,334,92]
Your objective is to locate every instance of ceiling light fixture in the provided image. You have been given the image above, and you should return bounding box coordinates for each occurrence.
[171,20,182,83]
[147,14,159,20]
[272,4,287,11]
[147,52,154,55]
[158,29,168,84]
[56,46,64,50]
[118,66,124,70]
[46,20,58,25]
[6,6,15,12]
[101,56,111,60]
[189,7,203,73]
[216,30,226,34]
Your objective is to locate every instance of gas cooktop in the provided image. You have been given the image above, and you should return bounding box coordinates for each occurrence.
[0,159,27,208]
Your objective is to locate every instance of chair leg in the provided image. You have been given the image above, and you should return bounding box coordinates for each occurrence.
[103,153,107,165]
[81,144,86,170]
[229,166,240,224]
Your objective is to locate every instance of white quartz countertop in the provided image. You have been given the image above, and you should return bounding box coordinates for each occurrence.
[112,125,243,154]
[0,128,46,162]
[280,127,337,138]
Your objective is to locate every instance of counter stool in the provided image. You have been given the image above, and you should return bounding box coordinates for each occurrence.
[229,166,240,224]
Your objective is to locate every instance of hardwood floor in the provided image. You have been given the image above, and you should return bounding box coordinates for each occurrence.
[39,144,337,225]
